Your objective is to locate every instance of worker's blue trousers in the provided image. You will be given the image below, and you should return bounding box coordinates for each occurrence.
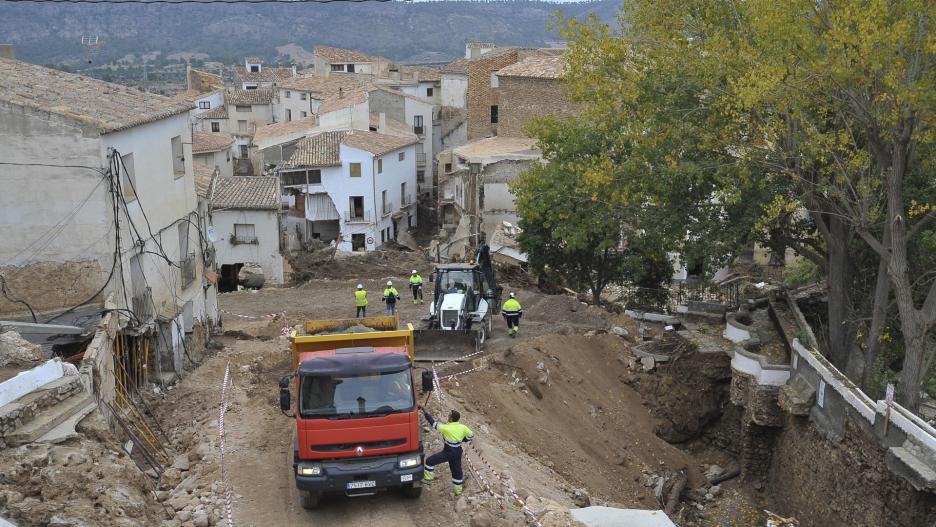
[424,445,464,487]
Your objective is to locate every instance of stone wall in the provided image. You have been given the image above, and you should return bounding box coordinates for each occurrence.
[769,416,936,526]
[467,49,519,140]
[0,261,104,316]
[496,76,580,137]
[0,374,84,448]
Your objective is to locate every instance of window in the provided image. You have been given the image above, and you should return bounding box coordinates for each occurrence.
[490,105,498,124]
[249,65,260,73]
[286,109,292,122]
[236,105,251,112]
[283,169,321,186]
[413,115,424,135]
[377,158,383,174]
[349,162,361,177]
[382,190,388,215]
[244,84,258,90]
[490,73,499,88]
[178,222,194,287]
[120,153,137,201]
[285,90,291,98]
[398,151,405,162]
[233,223,257,243]
[211,122,220,133]
[347,64,356,73]
[401,182,406,206]
[171,136,184,178]
[349,196,364,220]
[300,93,307,101]
[238,120,248,133]
[198,101,210,109]
[381,229,385,243]
[417,170,425,183]
[239,144,248,157]
[444,163,452,173]
[330,64,345,72]
[300,111,307,118]
[426,87,434,97]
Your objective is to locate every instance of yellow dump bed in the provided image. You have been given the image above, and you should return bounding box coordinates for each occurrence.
[290,315,415,369]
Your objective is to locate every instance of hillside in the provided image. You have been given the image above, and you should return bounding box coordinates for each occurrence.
[0,0,623,66]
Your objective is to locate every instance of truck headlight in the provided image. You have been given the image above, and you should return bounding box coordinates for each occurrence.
[398,455,421,469]
[297,464,322,476]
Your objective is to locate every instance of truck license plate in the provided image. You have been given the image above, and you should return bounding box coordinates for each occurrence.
[400,474,413,482]
[347,481,376,490]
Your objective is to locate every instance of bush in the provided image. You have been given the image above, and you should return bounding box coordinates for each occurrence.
[784,257,822,288]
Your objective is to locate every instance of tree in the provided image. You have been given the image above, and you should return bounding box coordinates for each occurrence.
[558,0,936,407]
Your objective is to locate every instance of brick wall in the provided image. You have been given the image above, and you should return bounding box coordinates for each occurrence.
[466,50,519,140]
[497,76,581,137]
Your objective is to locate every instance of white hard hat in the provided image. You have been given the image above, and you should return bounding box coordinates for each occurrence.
[357,284,363,290]
[387,280,393,286]
[509,292,516,298]
[412,269,417,274]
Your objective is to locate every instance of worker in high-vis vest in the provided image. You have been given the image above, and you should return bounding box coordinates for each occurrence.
[409,270,424,304]
[354,284,368,318]
[421,407,474,496]
[382,281,400,316]
[502,292,523,337]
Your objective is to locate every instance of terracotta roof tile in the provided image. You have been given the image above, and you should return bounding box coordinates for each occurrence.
[277,75,365,96]
[193,163,215,199]
[368,113,416,138]
[283,130,350,169]
[226,88,274,106]
[0,58,193,134]
[342,129,417,157]
[316,87,369,115]
[314,45,373,63]
[211,176,279,210]
[193,132,234,153]
[253,115,321,148]
[442,58,469,74]
[496,55,566,79]
[401,65,442,82]
[196,105,228,119]
[233,66,294,84]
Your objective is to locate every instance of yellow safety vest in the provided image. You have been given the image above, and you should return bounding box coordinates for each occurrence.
[354,290,368,307]
[502,298,522,314]
[434,421,474,448]
[410,274,423,286]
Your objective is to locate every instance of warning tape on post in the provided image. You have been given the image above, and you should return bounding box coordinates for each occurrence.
[218,363,235,527]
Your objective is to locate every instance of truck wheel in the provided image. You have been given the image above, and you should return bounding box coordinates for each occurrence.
[301,491,321,510]
[402,484,423,499]
[478,325,486,345]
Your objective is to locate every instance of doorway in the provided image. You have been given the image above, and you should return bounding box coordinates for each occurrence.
[351,234,366,252]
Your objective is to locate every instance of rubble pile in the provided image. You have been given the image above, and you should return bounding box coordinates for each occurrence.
[0,329,44,367]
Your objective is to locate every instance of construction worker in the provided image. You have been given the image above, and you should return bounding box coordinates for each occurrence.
[354,284,368,318]
[382,281,400,316]
[502,292,522,337]
[420,407,474,496]
[409,270,424,304]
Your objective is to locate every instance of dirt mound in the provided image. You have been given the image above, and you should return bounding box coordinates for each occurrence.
[292,247,430,282]
[0,411,165,527]
[523,294,612,329]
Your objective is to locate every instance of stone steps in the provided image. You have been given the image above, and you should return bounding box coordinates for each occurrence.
[0,374,85,443]
[6,390,94,446]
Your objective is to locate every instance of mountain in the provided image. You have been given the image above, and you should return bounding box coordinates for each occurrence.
[0,0,623,66]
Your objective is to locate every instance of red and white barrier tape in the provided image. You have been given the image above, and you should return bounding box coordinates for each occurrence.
[435,349,486,369]
[437,362,485,382]
[466,441,542,526]
[218,363,235,527]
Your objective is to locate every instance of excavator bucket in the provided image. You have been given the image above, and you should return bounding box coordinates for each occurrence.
[413,329,480,362]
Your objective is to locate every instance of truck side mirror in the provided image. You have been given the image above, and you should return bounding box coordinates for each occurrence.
[279,377,291,412]
[484,289,494,299]
[421,370,435,393]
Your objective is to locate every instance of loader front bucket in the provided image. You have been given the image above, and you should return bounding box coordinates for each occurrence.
[413,329,480,361]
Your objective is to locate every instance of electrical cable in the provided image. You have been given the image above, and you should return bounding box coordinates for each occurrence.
[116,150,178,268]
[0,275,38,323]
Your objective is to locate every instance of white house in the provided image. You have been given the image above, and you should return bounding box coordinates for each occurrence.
[0,57,218,380]
[280,128,418,253]
[273,75,364,124]
[312,46,380,77]
[192,132,235,179]
[234,57,295,90]
[367,86,435,196]
[209,176,284,291]
[441,58,469,109]
[225,88,275,175]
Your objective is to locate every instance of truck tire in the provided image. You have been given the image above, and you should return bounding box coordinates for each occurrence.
[402,484,423,499]
[301,491,321,510]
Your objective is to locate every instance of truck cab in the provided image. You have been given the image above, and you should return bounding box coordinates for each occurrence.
[281,321,426,508]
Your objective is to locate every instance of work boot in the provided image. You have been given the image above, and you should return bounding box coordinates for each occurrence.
[423,471,434,482]
[413,299,418,304]
[453,485,463,496]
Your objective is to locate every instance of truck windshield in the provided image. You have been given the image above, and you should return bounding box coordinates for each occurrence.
[440,270,474,292]
[299,369,414,418]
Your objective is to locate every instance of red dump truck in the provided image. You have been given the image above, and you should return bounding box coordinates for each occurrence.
[279,316,433,509]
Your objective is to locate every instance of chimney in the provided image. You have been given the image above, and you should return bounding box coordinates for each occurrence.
[378,112,387,134]
[0,44,15,60]
[292,65,297,76]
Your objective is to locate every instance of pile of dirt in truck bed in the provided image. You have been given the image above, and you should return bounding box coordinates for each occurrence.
[0,411,167,527]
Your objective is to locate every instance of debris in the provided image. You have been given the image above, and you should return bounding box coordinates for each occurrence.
[572,487,591,507]
[640,356,656,372]
[611,326,629,337]
[664,469,687,515]
[704,464,724,482]
[455,495,469,513]
[0,329,44,367]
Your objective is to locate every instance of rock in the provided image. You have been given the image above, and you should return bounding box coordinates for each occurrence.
[168,495,190,512]
[708,484,722,497]
[106,485,146,517]
[0,329,44,367]
[173,455,191,471]
[640,356,656,372]
[705,493,714,501]
[469,511,495,527]
[571,488,591,507]
[163,468,183,489]
[162,520,182,527]
[192,510,210,527]
[47,515,93,527]
[176,511,192,522]
[454,496,469,513]
[704,464,724,481]
[611,326,629,337]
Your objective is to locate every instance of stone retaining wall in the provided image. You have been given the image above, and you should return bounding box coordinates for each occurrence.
[0,374,83,448]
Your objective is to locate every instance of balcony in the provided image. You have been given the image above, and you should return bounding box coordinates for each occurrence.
[180,254,196,289]
[401,194,415,208]
[344,210,372,223]
[416,153,427,166]
[413,126,424,136]
[382,201,394,217]
[131,286,154,324]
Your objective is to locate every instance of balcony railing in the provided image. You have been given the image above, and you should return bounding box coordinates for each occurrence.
[401,194,414,207]
[180,254,196,288]
[344,210,371,223]
[416,153,427,166]
[382,201,394,217]
[132,286,154,323]
[413,126,424,136]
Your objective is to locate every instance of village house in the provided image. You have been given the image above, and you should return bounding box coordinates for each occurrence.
[366,86,435,197]
[195,105,229,134]
[279,127,418,253]
[209,176,284,291]
[234,57,296,90]
[0,57,219,394]
[192,132,235,179]
[273,75,365,124]
[224,88,275,175]
[312,46,389,78]
[494,54,578,137]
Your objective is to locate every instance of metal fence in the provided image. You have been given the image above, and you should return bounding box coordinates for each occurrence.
[612,279,743,313]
